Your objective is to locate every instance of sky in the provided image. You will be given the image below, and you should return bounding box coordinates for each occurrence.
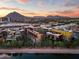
[0,0,79,17]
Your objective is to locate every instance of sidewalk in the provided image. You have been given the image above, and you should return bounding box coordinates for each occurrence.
[0,48,79,54]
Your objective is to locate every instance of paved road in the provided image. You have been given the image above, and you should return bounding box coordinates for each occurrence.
[0,48,79,54]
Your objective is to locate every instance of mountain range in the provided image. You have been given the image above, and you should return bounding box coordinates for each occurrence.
[1,11,79,23]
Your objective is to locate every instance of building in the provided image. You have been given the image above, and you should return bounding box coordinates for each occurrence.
[26,28,44,44]
[46,32,64,41]
[49,29,73,41]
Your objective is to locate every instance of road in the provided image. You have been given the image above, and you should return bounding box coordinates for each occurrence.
[0,48,79,54]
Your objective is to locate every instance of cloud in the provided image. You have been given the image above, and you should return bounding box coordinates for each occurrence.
[55,9,79,16]
[0,0,10,2]
[16,0,28,4]
[56,10,74,14]
[0,0,29,4]
[0,6,52,16]
[64,0,79,7]
[25,7,79,17]
[0,6,39,16]
[26,13,38,15]
[36,0,51,11]
[37,0,44,7]
[0,5,79,17]
[0,7,25,11]
[0,6,31,15]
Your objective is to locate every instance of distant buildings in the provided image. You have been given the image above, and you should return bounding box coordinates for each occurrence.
[0,12,79,44]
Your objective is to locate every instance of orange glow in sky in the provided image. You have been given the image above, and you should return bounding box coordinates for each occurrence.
[0,0,79,17]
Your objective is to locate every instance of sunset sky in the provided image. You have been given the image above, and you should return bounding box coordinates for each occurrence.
[0,0,79,17]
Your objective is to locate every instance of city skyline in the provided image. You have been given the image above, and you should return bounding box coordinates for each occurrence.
[0,0,79,17]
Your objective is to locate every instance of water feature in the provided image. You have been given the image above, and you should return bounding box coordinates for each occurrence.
[1,53,78,59]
